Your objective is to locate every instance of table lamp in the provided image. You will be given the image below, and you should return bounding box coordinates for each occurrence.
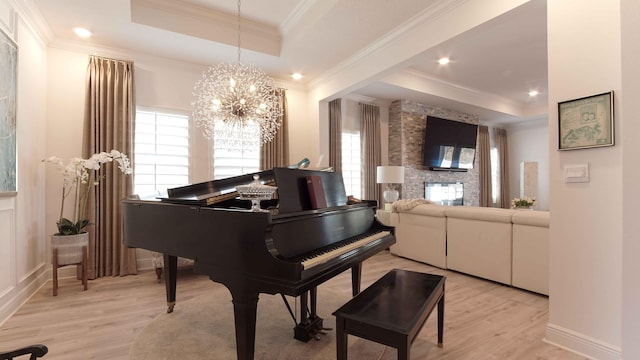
[376,166,404,210]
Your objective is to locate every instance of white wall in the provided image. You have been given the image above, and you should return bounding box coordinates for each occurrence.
[546,1,624,359]
[621,0,640,358]
[0,1,48,325]
[505,117,549,210]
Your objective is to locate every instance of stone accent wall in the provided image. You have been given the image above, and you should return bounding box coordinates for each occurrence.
[388,100,480,206]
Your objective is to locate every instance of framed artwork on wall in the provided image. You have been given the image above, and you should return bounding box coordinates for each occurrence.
[558,91,614,151]
[0,27,17,196]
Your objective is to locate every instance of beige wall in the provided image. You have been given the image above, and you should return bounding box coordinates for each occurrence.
[547,1,631,359]
[505,117,549,210]
[621,0,640,357]
[0,1,48,324]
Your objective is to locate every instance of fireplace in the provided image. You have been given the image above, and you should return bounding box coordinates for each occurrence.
[425,182,464,206]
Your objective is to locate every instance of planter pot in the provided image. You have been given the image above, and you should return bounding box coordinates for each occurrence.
[51,232,89,265]
[51,232,89,296]
[514,206,533,210]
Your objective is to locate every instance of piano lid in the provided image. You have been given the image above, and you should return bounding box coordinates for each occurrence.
[159,169,275,206]
[156,167,348,212]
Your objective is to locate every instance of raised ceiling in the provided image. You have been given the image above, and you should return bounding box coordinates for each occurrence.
[32,0,548,124]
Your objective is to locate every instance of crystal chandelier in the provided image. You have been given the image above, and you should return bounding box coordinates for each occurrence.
[192,0,283,148]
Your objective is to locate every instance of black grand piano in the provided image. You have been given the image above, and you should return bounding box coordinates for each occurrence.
[122,167,395,360]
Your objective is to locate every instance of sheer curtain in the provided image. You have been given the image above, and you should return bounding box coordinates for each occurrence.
[260,89,289,169]
[494,128,510,208]
[83,55,137,278]
[328,99,342,172]
[360,103,381,203]
[478,125,492,207]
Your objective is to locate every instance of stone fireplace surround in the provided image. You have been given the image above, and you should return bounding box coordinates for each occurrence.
[388,100,480,206]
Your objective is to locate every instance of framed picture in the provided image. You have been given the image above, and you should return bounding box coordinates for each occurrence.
[558,91,614,151]
[0,27,17,195]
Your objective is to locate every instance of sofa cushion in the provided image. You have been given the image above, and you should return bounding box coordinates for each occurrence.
[391,208,447,268]
[444,206,514,223]
[512,210,550,227]
[446,216,512,284]
[399,204,446,217]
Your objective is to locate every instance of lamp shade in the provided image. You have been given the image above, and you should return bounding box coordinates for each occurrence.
[376,166,405,184]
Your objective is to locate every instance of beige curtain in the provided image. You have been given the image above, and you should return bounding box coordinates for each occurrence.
[329,99,342,173]
[360,103,382,203]
[478,125,492,207]
[83,55,137,278]
[494,128,510,208]
[260,89,289,170]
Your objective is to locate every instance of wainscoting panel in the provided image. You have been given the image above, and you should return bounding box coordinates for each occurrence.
[0,204,17,299]
[0,1,15,36]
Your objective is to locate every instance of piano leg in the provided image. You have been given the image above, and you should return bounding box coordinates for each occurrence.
[310,287,317,320]
[351,262,362,296]
[164,254,177,313]
[231,292,259,360]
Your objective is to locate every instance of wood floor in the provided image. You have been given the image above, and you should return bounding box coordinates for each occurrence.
[0,250,586,360]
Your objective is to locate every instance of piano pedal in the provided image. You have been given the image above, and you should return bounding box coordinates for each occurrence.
[293,316,324,342]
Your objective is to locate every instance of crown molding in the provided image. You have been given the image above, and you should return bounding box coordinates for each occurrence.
[279,0,318,35]
[308,0,466,90]
[9,0,52,47]
[130,0,281,56]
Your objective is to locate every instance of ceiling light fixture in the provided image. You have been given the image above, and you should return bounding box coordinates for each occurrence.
[529,90,539,97]
[73,27,92,38]
[438,57,450,65]
[291,73,303,80]
[191,0,282,148]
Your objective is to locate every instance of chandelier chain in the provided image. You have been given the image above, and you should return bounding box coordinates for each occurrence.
[236,0,241,64]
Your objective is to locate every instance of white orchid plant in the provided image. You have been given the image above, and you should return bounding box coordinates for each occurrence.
[43,150,133,235]
[511,196,536,208]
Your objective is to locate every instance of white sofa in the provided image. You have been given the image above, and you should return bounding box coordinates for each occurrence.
[382,203,549,295]
[511,211,549,295]
[445,206,515,285]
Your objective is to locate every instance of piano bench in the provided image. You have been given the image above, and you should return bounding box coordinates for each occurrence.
[332,269,445,360]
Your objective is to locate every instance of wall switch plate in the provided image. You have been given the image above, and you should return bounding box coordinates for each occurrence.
[564,164,589,183]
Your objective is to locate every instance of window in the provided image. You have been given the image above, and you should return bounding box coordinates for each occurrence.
[134,109,190,196]
[212,123,260,179]
[490,147,498,204]
[341,131,361,199]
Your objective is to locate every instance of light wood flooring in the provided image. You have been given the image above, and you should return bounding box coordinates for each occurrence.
[0,250,587,359]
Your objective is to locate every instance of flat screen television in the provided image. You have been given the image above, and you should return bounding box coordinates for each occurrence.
[422,116,478,171]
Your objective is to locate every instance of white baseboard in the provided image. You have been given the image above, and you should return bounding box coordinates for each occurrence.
[137,257,155,271]
[545,323,621,360]
[0,264,48,327]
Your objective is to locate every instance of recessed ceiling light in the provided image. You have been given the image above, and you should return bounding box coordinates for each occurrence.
[73,27,92,38]
[291,73,303,80]
[438,57,450,65]
[529,90,539,97]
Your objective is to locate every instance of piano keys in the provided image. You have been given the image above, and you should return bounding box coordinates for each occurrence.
[122,167,395,360]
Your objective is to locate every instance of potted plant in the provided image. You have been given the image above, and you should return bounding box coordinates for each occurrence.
[511,196,536,209]
[43,150,133,291]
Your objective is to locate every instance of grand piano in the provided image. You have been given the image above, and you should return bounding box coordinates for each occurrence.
[122,167,395,360]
